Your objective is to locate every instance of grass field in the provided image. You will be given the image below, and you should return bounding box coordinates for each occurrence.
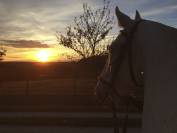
[0,78,99,112]
[0,79,96,95]
[0,61,143,131]
[0,78,143,113]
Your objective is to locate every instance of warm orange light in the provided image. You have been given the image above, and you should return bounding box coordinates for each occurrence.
[36,50,51,62]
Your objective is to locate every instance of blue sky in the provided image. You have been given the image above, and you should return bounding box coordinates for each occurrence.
[0,0,177,61]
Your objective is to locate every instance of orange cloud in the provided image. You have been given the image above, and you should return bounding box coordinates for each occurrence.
[1,40,51,48]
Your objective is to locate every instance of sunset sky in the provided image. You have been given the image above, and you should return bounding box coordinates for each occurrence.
[0,0,177,62]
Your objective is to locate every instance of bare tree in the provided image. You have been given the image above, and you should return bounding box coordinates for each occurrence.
[0,47,6,61]
[57,0,113,59]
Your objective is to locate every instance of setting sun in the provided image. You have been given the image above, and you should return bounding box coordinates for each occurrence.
[24,48,60,62]
[36,50,51,62]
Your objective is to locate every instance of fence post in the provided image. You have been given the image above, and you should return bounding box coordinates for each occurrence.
[73,62,78,96]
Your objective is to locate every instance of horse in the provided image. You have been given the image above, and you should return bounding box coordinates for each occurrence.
[95,6,177,133]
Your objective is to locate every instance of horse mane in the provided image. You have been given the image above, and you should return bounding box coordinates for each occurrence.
[143,20,177,39]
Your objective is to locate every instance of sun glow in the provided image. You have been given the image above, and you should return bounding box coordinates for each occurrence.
[36,50,52,62]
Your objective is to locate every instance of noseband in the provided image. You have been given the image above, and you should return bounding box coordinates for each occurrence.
[98,20,144,133]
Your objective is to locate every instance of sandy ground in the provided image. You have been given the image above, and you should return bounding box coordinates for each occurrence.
[0,112,142,118]
[0,112,141,133]
[0,126,141,133]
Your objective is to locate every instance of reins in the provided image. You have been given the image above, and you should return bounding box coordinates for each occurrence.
[98,20,144,133]
[128,21,144,88]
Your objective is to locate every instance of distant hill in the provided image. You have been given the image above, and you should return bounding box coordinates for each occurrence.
[0,55,107,81]
[78,55,107,65]
[76,55,107,78]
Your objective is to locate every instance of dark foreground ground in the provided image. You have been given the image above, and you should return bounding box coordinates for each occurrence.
[0,93,142,132]
[0,59,143,132]
[0,126,141,133]
[0,81,143,132]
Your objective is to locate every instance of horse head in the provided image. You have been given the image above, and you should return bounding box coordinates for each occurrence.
[95,7,144,103]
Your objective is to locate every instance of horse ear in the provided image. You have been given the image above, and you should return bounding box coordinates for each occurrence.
[115,6,134,28]
[135,10,142,21]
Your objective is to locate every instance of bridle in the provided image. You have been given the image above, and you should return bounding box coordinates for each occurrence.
[97,20,144,133]
[98,20,144,103]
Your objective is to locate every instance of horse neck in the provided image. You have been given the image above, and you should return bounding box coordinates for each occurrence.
[136,20,177,86]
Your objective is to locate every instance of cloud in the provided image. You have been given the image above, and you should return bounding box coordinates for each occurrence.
[141,5,177,17]
[0,0,85,41]
[0,0,177,42]
[1,40,51,48]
